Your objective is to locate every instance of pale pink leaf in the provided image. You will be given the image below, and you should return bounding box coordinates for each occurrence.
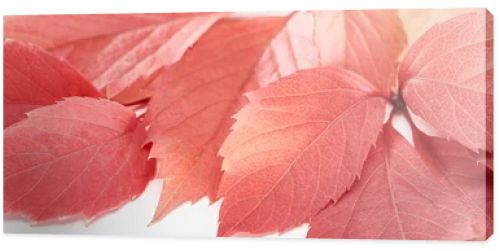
[307,125,491,240]
[399,10,493,152]
[334,10,407,94]
[255,10,406,94]
[411,127,493,238]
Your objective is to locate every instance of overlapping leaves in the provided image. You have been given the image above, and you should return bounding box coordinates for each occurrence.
[3,10,492,240]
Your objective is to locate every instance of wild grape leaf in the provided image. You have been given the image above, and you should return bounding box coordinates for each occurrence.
[217,68,386,236]
[236,10,406,92]
[3,40,100,128]
[4,97,154,223]
[307,125,491,240]
[53,13,223,101]
[399,11,493,153]
[4,13,200,49]
[146,10,405,224]
[326,10,406,95]
[145,16,288,224]
[411,127,493,238]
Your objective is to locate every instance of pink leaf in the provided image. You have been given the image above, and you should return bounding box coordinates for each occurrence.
[253,10,406,94]
[51,13,224,100]
[3,40,100,128]
[399,10,493,152]
[4,97,154,223]
[411,127,493,238]
[307,125,491,240]
[331,10,406,94]
[146,10,404,224]
[217,68,386,236]
[146,16,289,224]
[4,13,200,49]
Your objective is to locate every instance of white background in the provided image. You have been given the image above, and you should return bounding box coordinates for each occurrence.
[1,0,499,250]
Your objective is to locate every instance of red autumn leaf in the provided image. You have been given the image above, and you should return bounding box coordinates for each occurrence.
[399,11,493,153]
[4,97,154,223]
[146,10,406,225]
[217,68,387,236]
[3,40,100,128]
[307,125,491,240]
[5,13,224,102]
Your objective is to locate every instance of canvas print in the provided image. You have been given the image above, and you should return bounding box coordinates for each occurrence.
[3,9,493,240]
